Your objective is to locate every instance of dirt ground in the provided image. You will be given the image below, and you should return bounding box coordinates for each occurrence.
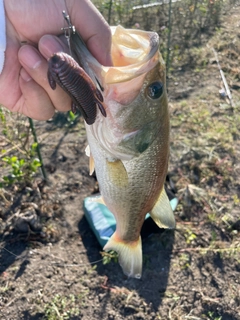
[0,3,240,320]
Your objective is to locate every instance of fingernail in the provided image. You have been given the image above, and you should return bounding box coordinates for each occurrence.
[20,68,32,82]
[39,35,65,58]
[19,46,42,69]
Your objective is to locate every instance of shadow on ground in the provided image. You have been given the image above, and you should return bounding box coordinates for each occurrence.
[78,215,175,313]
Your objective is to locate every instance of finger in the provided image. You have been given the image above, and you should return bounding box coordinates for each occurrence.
[18,44,72,113]
[66,0,113,66]
[0,26,21,109]
[18,68,55,120]
[38,34,69,60]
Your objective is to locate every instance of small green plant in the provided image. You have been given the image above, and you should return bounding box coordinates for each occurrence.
[179,253,191,269]
[0,107,43,187]
[184,228,197,244]
[210,230,217,244]
[208,212,217,223]
[207,311,222,320]
[0,107,10,138]
[0,146,41,187]
[232,194,240,205]
[44,294,82,320]
[101,250,118,265]
[66,110,78,126]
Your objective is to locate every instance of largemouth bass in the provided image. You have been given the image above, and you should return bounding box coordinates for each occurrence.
[48,18,175,278]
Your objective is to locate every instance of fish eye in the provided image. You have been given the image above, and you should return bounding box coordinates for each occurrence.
[146,81,164,99]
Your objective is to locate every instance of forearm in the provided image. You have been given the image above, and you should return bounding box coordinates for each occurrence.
[0,0,6,74]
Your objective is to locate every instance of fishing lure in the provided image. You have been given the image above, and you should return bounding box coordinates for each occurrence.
[47,11,106,125]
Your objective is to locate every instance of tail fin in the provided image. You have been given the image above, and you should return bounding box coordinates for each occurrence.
[104,232,142,279]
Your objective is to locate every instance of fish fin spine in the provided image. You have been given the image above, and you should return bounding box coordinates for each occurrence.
[150,187,176,229]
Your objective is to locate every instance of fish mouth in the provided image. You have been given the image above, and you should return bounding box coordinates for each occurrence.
[82,26,162,160]
[103,26,160,84]
[71,25,160,87]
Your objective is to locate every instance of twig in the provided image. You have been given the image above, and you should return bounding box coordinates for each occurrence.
[0,189,11,204]
[145,246,240,255]
[5,298,16,307]
[172,247,240,253]
[51,259,104,267]
[199,291,221,304]
[0,138,26,156]
[184,315,204,320]
[212,48,233,108]
[0,145,22,158]
[1,246,104,266]
[1,246,19,257]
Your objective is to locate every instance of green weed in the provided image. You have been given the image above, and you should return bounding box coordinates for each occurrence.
[179,253,191,269]
[43,293,88,320]
[0,107,42,188]
[206,311,222,320]
[184,228,197,244]
[1,152,41,187]
[208,212,217,223]
[232,194,240,206]
[66,110,79,126]
[101,250,118,265]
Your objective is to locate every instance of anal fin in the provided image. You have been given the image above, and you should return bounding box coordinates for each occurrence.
[150,188,176,229]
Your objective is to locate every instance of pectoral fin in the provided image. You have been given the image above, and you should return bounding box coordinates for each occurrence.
[89,154,95,176]
[150,188,176,229]
[104,232,142,279]
[85,145,95,175]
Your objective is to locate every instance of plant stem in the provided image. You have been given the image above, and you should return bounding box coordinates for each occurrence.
[28,117,47,181]
[166,0,173,86]
[107,0,113,24]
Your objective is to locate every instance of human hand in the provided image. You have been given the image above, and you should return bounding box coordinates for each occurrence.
[0,0,112,120]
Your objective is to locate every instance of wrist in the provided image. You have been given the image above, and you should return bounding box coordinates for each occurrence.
[0,0,6,74]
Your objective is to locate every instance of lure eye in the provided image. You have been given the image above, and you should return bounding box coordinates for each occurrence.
[146,81,164,99]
